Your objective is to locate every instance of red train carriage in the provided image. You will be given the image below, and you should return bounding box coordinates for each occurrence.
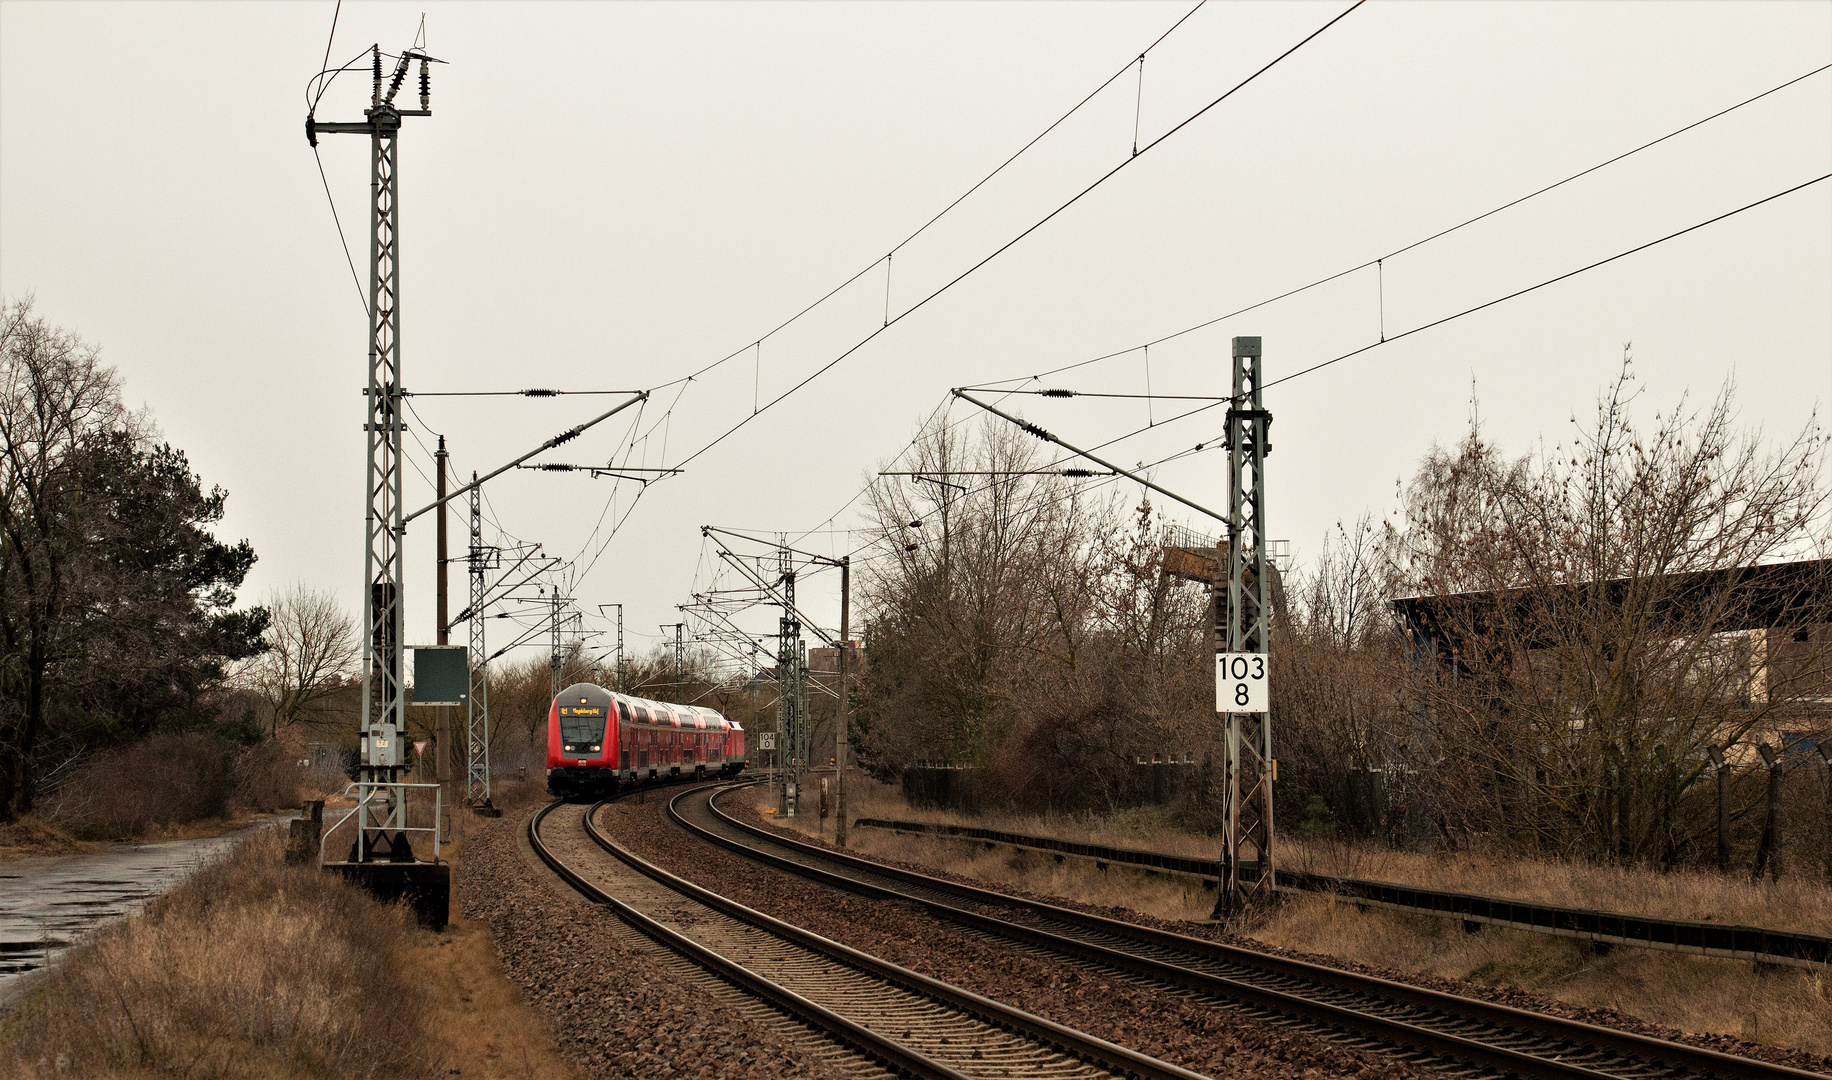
[546,682,747,798]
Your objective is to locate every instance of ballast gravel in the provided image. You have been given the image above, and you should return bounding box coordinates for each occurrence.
[743,809,1832,1079]
[456,806,851,1080]
[598,787,1433,1080]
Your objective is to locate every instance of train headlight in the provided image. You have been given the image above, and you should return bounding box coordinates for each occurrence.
[590,745,601,752]
[563,743,575,751]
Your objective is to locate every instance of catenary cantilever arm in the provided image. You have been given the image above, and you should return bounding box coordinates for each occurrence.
[951,389,1229,526]
[402,392,648,526]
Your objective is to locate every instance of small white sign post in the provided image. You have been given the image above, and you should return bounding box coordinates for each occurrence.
[757,732,779,808]
[1216,653,1269,713]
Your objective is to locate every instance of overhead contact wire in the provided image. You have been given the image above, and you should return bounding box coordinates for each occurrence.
[965,61,1832,391]
[669,0,1212,392]
[672,1,1365,471]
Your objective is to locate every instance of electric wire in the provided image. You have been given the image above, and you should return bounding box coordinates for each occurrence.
[302,1,1327,638]
[836,169,1832,566]
[307,10,1824,646]
[547,130,1815,636]
[962,61,1832,391]
[317,0,344,108]
[669,1,1216,394]
[312,147,369,318]
[668,1,1367,474]
[593,102,1829,645]
[1260,171,1832,395]
[406,389,643,397]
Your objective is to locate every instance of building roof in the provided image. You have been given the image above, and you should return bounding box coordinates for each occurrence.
[1391,557,1832,659]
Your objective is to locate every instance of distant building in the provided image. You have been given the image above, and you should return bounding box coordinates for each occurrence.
[1389,557,1832,761]
[807,641,864,676]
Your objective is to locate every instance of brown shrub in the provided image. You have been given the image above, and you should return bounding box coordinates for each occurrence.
[231,737,302,813]
[2,827,437,1079]
[42,732,236,840]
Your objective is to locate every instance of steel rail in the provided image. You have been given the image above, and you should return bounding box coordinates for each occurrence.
[527,799,968,1080]
[579,794,1211,1080]
[854,817,1832,969]
[682,784,1826,1080]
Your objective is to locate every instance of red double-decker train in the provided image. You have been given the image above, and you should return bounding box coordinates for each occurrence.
[545,682,748,798]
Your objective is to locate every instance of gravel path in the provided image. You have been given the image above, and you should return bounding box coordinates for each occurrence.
[598,786,1431,1080]
[456,801,857,1080]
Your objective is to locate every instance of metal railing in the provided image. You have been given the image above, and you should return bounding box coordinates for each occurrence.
[321,781,444,865]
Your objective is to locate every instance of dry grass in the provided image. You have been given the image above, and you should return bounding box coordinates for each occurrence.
[833,776,1832,936]
[811,774,1832,1059]
[1,827,438,1079]
[1,773,579,1079]
[1250,896,1832,1058]
[42,734,308,843]
[0,816,93,864]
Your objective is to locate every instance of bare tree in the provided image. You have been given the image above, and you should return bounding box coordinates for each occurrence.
[855,415,1224,813]
[240,584,359,737]
[1273,515,1412,839]
[1389,356,1831,864]
[857,415,1104,778]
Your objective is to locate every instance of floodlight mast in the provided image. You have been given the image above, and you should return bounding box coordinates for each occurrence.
[308,46,437,858]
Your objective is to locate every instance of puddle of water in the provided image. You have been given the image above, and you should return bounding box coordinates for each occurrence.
[0,822,278,1006]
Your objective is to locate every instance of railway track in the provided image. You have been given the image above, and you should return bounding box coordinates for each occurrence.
[670,782,1828,1080]
[527,793,1212,1080]
[851,817,1832,968]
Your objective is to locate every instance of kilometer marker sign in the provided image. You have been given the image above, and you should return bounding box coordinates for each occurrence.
[1216,653,1268,713]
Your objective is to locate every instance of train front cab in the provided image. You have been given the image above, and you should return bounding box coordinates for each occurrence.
[546,683,618,799]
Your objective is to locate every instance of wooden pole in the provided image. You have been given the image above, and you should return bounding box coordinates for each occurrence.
[434,439,451,783]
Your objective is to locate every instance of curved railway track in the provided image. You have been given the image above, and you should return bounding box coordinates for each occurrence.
[527,792,1212,1080]
[669,781,1828,1080]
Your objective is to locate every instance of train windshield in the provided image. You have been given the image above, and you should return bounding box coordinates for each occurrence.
[558,705,607,745]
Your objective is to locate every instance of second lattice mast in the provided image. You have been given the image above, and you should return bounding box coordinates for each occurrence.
[1215,335,1274,918]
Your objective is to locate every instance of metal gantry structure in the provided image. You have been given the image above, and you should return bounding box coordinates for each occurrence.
[308,46,439,863]
[549,590,565,699]
[776,544,809,815]
[1216,335,1275,918]
[952,345,1278,915]
[599,604,625,691]
[696,528,857,818]
[466,472,498,810]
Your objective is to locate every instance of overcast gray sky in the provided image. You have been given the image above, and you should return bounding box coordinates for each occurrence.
[3,1,1828,672]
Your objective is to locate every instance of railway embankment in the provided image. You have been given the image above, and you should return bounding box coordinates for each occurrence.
[766,785,1832,1067]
